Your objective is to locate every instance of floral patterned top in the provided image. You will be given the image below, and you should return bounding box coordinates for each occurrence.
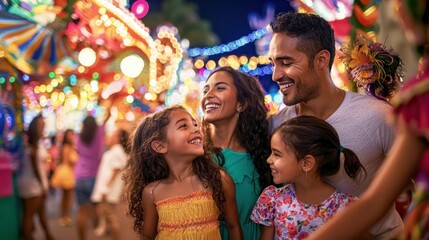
[251,185,357,240]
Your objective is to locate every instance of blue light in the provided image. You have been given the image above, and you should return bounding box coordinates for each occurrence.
[22,74,30,81]
[188,28,269,57]
[273,93,283,104]
[262,66,272,74]
[227,42,237,49]
[70,75,77,86]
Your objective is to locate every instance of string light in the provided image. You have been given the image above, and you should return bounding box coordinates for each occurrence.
[188,28,269,57]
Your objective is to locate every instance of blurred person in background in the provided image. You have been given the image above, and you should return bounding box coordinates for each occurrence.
[46,135,59,195]
[91,128,130,240]
[75,103,111,240]
[50,129,78,227]
[17,115,55,240]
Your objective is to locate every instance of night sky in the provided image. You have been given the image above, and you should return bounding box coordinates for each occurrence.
[131,0,294,93]
[189,0,293,93]
[188,0,292,55]
[138,0,292,44]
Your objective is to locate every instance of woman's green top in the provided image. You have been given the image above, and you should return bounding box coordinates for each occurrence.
[216,148,262,240]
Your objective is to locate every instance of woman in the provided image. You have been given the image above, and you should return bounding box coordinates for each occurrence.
[201,67,272,239]
[18,115,54,240]
[75,106,111,240]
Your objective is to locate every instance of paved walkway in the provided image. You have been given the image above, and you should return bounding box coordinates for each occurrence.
[33,189,139,240]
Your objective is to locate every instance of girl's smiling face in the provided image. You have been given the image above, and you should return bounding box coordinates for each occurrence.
[163,109,204,158]
[267,132,302,184]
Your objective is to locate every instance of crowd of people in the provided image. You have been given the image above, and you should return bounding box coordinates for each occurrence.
[1,0,428,239]
[8,102,131,240]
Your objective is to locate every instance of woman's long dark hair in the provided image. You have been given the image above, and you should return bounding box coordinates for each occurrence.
[62,129,74,146]
[79,116,97,145]
[27,115,43,150]
[123,105,225,235]
[202,67,272,189]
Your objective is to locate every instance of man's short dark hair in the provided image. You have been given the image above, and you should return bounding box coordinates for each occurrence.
[270,12,336,70]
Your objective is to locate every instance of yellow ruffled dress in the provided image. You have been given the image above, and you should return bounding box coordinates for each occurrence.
[155,191,221,240]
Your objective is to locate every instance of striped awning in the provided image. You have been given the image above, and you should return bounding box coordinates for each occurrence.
[0,10,73,74]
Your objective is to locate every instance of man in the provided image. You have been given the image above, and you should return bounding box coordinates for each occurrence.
[268,12,403,239]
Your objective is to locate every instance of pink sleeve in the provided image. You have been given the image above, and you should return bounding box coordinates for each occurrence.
[250,185,277,226]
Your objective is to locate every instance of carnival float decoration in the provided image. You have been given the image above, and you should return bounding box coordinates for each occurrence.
[62,0,182,116]
[0,0,183,169]
[1,0,184,125]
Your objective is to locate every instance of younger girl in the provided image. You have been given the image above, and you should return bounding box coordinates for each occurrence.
[124,105,242,240]
[251,116,366,239]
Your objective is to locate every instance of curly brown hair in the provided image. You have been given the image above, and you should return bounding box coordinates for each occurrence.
[123,105,225,235]
[202,67,272,190]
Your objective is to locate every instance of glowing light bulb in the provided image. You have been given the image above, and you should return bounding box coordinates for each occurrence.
[78,47,96,67]
[120,55,144,78]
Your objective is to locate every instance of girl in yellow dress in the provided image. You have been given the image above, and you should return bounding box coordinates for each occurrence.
[50,129,78,226]
[124,105,243,240]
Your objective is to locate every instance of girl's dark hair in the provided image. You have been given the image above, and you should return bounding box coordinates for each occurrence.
[123,105,225,235]
[202,67,272,189]
[27,114,43,150]
[59,129,74,164]
[62,129,74,146]
[274,116,366,180]
[79,116,97,145]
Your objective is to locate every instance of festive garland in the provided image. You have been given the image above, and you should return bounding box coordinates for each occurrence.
[187,28,269,57]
